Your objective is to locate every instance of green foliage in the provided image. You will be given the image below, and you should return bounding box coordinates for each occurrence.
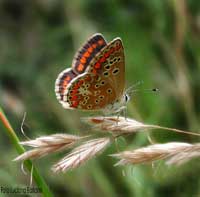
[0,0,199,196]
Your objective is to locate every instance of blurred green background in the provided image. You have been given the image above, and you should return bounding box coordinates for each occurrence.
[0,0,200,196]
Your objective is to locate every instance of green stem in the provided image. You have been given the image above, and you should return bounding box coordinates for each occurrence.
[0,107,53,197]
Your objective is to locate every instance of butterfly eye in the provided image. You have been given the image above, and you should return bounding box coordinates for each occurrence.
[125,94,130,102]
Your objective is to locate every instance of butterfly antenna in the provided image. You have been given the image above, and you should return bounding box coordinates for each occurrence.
[127,87,159,96]
[126,80,144,94]
[125,80,159,101]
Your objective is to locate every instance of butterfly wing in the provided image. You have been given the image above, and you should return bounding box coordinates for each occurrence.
[72,33,107,74]
[55,68,77,103]
[62,38,125,110]
[55,33,107,105]
[87,38,125,101]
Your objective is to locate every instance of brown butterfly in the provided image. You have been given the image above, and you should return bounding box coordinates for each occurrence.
[55,33,127,114]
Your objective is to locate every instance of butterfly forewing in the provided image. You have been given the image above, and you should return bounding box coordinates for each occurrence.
[62,73,118,110]
[72,33,107,74]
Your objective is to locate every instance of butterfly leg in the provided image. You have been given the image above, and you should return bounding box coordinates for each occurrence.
[123,106,127,121]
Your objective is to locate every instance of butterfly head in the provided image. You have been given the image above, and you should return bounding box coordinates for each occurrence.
[124,93,130,103]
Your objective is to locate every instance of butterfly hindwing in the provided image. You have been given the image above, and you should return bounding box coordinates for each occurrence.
[72,33,107,74]
[63,73,117,110]
[55,68,77,103]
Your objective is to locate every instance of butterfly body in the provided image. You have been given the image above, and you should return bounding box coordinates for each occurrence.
[55,34,126,114]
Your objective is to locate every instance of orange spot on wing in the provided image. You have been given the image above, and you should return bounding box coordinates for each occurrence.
[80,57,87,64]
[92,44,97,48]
[92,69,97,75]
[98,39,105,45]
[88,47,93,53]
[94,62,101,69]
[71,89,78,95]
[105,52,110,58]
[72,95,78,100]
[77,64,84,71]
[78,80,84,86]
[110,47,114,53]
[74,84,79,89]
[116,44,122,50]
[99,56,106,63]
[84,51,90,58]
[85,75,91,81]
[71,101,79,107]
[63,81,68,86]
[65,76,71,81]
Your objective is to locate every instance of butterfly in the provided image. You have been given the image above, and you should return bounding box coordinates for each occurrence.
[55,33,127,114]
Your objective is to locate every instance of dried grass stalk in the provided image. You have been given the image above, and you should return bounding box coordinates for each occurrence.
[83,116,200,137]
[14,134,82,161]
[82,116,150,134]
[112,142,200,166]
[52,137,110,173]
